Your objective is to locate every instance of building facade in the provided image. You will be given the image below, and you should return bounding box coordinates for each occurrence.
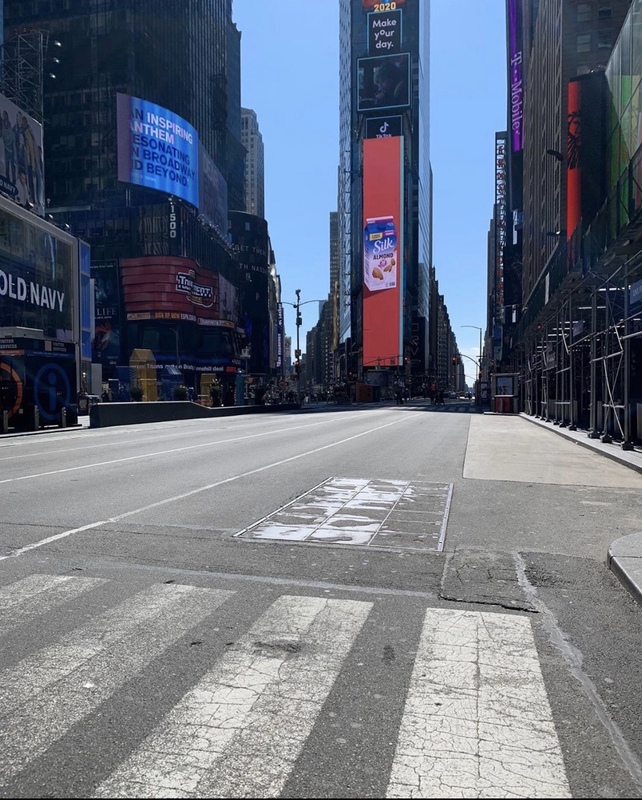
[337,0,434,389]
[4,0,247,402]
[241,108,265,219]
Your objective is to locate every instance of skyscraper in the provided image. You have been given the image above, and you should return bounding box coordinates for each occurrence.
[338,0,432,386]
[3,0,245,402]
[241,108,265,218]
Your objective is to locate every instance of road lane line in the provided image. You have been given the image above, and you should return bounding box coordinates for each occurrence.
[0,412,422,561]
[0,583,233,782]
[0,413,357,464]
[0,574,106,638]
[386,608,571,799]
[93,594,371,799]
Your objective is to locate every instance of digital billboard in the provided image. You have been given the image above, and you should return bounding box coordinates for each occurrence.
[368,9,402,54]
[92,260,121,371]
[365,116,403,139]
[0,205,74,340]
[362,136,404,369]
[117,93,199,207]
[357,53,410,113]
[0,92,45,216]
[121,256,233,327]
[508,0,524,153]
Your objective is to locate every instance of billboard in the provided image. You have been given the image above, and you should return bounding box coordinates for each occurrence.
[368,9,402,54]
[0,207,74,340]
[362,136,404,369]
[92,261,121,371]
[121,256,236,327]
[508,0,524,153]
[0,93,45,216]
[117,93,199,207]
[365,115,403,139]
[357,54,411,113]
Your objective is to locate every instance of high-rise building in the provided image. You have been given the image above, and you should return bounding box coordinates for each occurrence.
[241,108,265,218]
[338,0,432,388]
[3,0,245,401]
[520,0,632,301]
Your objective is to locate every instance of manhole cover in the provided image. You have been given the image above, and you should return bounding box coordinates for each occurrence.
[234,477,453,551]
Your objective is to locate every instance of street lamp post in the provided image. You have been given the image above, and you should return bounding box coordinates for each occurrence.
[281,290,323,402]
[461,325,482,383]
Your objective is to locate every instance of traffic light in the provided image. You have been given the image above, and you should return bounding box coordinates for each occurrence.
[294,360,300,376]
[452,356,458,365]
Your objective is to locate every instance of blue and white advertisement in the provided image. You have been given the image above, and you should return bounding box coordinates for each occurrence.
[117,93,199,207]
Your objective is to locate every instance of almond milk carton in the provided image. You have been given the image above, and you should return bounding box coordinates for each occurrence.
[363,215,397,292]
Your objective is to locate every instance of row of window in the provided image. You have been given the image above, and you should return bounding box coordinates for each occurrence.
[577,30,613,52]
[578,2,612,23]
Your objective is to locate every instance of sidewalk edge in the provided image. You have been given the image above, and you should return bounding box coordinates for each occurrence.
[608,552,642,607]
[519,414,642,476]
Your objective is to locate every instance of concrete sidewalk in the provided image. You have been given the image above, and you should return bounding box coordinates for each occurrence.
[520,412,642,607]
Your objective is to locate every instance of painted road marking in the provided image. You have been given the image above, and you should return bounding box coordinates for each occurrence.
[236,477,453,551]
[0,573,106,638]
[0,413,422,562]
[386,608,571,798]
[93,595,372,799]
[0,583,233,782]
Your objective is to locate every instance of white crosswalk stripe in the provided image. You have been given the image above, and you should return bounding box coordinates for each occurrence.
[93,594,373,799]
[386,608,571,799]
[0,573,106,637]
[0,576,572,798]
[0,582,233,783]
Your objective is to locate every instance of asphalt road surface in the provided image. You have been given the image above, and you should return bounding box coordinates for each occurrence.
[1,399,642,798]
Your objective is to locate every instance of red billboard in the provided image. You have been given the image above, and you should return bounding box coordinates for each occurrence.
[121,256,234,326]
[362,136,403,369]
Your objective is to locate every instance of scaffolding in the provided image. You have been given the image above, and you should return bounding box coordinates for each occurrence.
[0,30,56,123]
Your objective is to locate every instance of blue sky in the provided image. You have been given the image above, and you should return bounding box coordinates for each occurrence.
[232,1,507,384]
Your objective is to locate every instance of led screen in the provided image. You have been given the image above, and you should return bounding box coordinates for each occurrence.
[117,93,199,207]
[357,53,410,113]
[362,136,404,369]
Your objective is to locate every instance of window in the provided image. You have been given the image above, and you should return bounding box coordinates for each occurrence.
[598,3,612,19]
[577,34,591,52]
[577,3,591,22]
[598,30,612,49]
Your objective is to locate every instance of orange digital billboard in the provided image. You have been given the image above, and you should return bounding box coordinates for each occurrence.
[362,135,403,369]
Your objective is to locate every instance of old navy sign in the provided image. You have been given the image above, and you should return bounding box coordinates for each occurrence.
[368,9,402,54]
[365,116,403,139]
[0,269,65,312]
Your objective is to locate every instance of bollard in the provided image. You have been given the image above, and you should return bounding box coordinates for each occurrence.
[1,410,8,434]
[31,406,40,431]
[59,406,67,428]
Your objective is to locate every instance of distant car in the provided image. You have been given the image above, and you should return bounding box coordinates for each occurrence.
[448,391,457,398]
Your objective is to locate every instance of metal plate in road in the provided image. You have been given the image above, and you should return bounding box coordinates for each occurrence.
[234,477,453,551]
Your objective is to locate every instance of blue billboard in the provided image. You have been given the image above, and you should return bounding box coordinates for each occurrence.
[116,93,199,207]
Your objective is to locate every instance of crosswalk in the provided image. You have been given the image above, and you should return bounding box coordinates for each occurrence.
[0,573,572,798]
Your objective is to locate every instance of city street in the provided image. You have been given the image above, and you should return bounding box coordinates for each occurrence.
[1,402,642,798]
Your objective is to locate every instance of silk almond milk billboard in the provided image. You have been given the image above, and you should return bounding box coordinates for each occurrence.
[362,135,404,368]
